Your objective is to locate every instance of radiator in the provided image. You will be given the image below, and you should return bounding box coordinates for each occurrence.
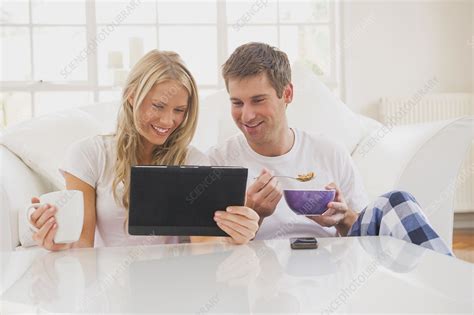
[379,93,473,213]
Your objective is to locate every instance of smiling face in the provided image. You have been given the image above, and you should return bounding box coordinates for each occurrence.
[229,72,293,152]
[134,80,189,150]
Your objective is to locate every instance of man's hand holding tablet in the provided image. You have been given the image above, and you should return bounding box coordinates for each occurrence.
[213,206,259,244]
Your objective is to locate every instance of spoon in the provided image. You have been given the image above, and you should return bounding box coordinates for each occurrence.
[254,172,316,182]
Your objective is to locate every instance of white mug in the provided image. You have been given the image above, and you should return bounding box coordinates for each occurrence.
[27,190,84,244]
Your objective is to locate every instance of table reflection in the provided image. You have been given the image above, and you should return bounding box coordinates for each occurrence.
[1,237,471,313]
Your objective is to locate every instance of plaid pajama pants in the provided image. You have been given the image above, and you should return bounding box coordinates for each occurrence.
[347,191,453,256]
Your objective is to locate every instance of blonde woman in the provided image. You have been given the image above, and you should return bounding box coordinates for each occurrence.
[28,50,259,251]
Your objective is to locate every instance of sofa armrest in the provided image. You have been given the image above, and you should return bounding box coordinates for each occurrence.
[352,116,473,246]
[0,145,53,250]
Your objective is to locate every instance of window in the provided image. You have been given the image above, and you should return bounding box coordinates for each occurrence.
[0,0,339,127]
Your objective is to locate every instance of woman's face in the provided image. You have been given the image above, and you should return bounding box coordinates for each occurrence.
[135,80,189,147]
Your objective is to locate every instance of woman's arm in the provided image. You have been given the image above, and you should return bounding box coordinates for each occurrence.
[64,172,96,248]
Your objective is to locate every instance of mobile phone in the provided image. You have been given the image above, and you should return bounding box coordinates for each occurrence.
[290,237,318,249]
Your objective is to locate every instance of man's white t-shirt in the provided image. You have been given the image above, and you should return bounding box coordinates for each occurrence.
[59,135,210,247]
[207,128,369,239]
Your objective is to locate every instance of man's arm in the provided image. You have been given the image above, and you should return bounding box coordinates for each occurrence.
[245,168,283,226]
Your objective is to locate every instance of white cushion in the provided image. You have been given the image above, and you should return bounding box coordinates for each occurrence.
[79,101,120,134]
[200,63,366,153]
[191,100,221,152]
[200,90,240,146]
[0,109,102,190]
[357,114,384,141]
[288,61,365,153]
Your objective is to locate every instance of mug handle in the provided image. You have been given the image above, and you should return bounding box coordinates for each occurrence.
[26,203,45,233]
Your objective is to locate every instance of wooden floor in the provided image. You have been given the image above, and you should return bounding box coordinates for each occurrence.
[453,229,474,263]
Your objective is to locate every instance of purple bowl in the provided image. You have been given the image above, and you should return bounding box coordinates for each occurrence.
[283,189,336,215]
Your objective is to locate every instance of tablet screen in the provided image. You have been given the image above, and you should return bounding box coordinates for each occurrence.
[128,166,248,236]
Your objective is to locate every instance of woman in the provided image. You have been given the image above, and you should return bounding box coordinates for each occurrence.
[29,50,259,251]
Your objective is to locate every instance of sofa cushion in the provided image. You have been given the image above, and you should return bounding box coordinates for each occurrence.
[200,90,239,147]
[79,101,120,134]
[358,114,384,140]
[190,99,221,152]
[0,109,102,190]
[288,61,365,153]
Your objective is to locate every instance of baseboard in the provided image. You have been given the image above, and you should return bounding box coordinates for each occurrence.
[454,212,474,229]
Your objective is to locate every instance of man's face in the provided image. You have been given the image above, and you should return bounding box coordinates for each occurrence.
[228,73,293,147]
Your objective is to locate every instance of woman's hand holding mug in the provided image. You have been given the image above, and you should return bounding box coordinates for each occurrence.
[28,190,84,251]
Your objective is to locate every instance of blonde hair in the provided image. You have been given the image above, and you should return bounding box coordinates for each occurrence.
[222,42,291,98]
[112,50,199,215]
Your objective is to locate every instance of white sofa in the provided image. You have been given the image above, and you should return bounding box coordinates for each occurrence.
[1,65,472,251]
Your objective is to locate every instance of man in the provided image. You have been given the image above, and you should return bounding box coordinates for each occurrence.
[208,42,452,255]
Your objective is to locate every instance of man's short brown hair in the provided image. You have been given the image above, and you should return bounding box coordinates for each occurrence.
[222,42,291,98]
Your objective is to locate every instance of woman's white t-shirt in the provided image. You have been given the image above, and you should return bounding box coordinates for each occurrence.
[207,128,369,239]
[59,135,210,247]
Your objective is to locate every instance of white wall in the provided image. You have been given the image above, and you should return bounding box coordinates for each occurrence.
[341,0,473,118]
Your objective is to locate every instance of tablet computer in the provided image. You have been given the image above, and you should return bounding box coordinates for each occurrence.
[128,165,248,236]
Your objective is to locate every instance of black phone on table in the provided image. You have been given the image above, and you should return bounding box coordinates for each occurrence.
[290,237,318,249]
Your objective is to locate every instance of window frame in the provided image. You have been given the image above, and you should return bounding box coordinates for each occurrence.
[0,0,342,124]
